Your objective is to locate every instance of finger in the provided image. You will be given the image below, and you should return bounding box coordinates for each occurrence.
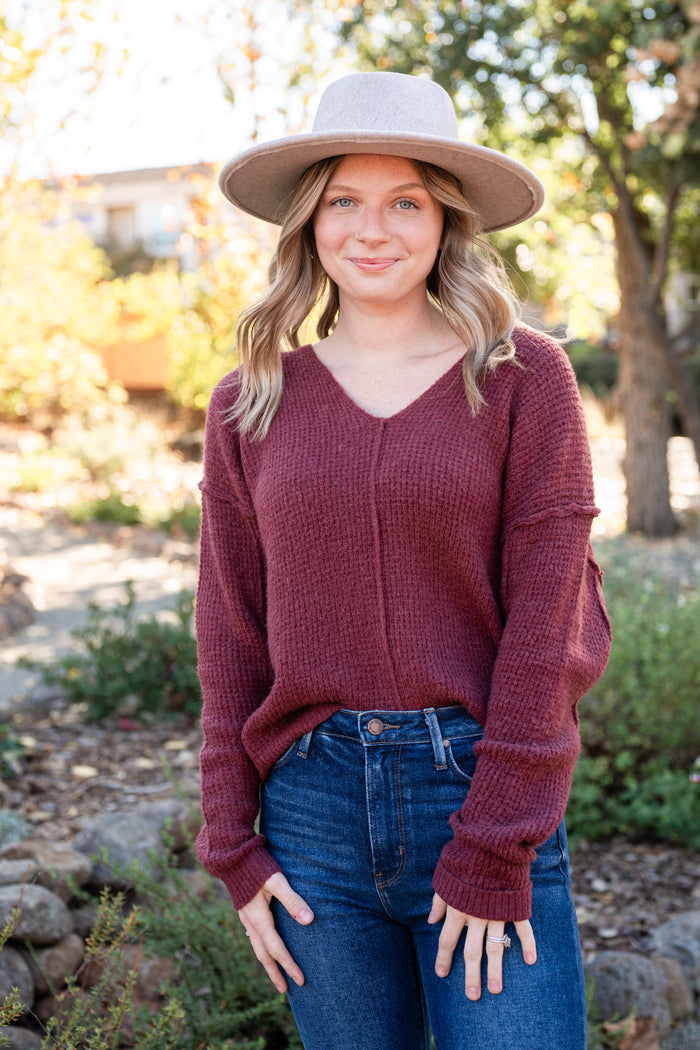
[462,916,487,1000]
[515,919,537,965]
[266,872,314,924]
[246,926,297,994]
[484,922,507,996]
[435,907,469,979]
[428,893,447,924]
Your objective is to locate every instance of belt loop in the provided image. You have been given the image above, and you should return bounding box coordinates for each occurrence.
[424,708,447,769]
[297,729,314,759]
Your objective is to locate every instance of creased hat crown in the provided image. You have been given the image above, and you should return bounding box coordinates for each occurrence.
[312,73,460,138]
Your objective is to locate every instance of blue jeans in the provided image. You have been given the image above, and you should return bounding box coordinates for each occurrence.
[260,707,586,1050]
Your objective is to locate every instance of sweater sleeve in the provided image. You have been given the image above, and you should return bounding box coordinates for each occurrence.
[432,331,612,920]
[194,381,282,909]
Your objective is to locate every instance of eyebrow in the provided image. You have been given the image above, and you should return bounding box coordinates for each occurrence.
[323,181,428,195]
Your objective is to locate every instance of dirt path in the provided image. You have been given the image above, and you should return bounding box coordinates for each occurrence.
[0,508,198,711]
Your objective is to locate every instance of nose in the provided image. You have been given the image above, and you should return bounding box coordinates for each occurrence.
[354,206,390,244]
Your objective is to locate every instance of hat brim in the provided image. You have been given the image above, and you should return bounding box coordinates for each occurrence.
[219,131,544,233]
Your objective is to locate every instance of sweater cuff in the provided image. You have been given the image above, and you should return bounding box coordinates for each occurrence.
[432,859,532,922]
[219,844,282,911]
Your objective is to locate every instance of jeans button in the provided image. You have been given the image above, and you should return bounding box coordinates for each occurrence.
[367,717,384,735]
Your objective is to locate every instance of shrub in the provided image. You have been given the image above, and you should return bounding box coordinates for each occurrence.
[66,491,143,527]
[0,725,26,778]
[569,551,700,847]
[20,584,200,722]
[127,850,302,1049]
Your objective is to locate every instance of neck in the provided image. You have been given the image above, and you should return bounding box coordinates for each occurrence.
[327,297,457,365]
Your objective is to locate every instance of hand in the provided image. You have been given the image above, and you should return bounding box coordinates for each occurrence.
[238,871,314,993]
[428,893,537,1000]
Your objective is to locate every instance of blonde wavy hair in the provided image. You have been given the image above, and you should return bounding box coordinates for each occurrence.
[229,156,520,439]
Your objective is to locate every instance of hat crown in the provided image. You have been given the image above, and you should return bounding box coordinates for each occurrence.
[312,72,460,140]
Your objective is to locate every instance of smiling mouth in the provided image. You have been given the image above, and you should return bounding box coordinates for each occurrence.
[350,258,397,272]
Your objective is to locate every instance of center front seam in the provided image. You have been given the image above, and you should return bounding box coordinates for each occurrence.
[365,739,407,916]
[368,421,402,708]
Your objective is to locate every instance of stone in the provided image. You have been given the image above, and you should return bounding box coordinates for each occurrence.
[0,841,93,902]
[0,1028,43,1050]
[19,932,85,997]
[0,885,73,946]
[70,901,98,940]
[651,912,700,995]
[73,812,166,888]
[0,947,33,1011]
[652,955,694,1021]
[134,797,202,852]
[585,951,672,1033]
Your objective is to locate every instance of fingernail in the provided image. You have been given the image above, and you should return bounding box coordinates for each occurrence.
[488,979,501,994]
[467,987,480,1000]
[526,951,536,965]
[297,908,313,923]
[436,965,447,977]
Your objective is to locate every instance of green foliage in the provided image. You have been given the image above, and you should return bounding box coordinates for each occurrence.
[66,491,143,527]
[127,852,302,1050]
[0,725,26,778]
[0,844,301,1048]
[0,908,23,1039]
[20,584,200,722]
[568,553,700,847]
[165,251,264,415]
[566,340,619,399]
[41,890,185,1049]
[154,499,201,539]
[0,179,126,427]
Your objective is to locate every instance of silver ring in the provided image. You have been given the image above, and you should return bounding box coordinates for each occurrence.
[244,931,250,938]
[486,933,511,948]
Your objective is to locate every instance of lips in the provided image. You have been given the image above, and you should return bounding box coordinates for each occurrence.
[350,258,397,272]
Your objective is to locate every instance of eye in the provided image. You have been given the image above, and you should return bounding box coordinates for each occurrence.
[330,196,354,208]
[395,198,419,210]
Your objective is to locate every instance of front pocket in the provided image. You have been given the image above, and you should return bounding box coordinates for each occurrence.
[268,737,300,773]
[443,737,478,783]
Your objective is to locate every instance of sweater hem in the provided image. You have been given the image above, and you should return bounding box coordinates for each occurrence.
[218,848,282,911]
[432,863,532,922]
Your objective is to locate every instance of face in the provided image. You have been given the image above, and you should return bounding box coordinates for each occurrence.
[312,154,444,310]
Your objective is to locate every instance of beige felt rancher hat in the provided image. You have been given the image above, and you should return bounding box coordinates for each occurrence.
[218,71,544,233]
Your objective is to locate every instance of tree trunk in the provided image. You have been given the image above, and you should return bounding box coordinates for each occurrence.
[613,210,677,536]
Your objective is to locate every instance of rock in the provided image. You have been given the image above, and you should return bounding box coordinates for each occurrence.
[0,1027,43,1050]
[653,955,694,1021]
[585,951,672,1033]
[0,947,34,1011]
[134,797,202,852]
[19,932,85,997]
[0,811,31,845]
[0,567,36,639]
[0,841,93,902]
[73,812,167,888]
[652,912,700,995]
[0,884,73,946]
[70,901,98,940]
[0,861,43,889]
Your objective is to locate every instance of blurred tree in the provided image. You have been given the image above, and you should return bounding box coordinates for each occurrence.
[300,0,700,536]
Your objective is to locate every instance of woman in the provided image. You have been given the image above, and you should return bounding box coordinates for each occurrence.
[195,71,611,1050]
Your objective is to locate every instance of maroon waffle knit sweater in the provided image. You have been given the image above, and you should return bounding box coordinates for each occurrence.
[195,325,611,920]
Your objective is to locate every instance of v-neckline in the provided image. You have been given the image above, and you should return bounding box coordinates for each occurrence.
[302,344,465,423]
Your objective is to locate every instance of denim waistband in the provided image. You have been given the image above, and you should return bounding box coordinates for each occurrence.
[295,706,483,770]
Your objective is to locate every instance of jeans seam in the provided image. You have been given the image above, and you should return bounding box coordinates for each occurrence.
[378,744,407,891]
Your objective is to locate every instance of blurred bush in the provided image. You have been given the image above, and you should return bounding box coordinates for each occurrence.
[20,583,200,722]
[569,552,700,848]
[0,182,126,425]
